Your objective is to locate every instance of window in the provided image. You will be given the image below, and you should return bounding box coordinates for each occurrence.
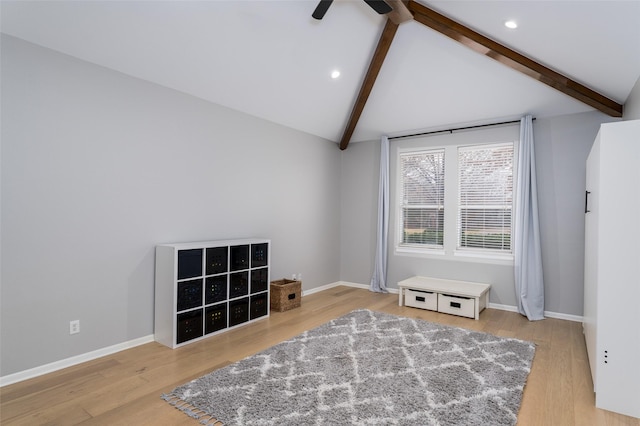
[458,143,514,252]
[397,141,516,261]
[399,150,445,247]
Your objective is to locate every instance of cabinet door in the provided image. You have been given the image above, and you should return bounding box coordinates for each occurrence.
[250,293,268,319]
[251,243,268,268]
[583,134,600,386]
[206,247,228,275]
[230,245,250,271]
[176,309,203,344]
[229,298,249,327]
[205,275,227,304]
[593,121,640,418]
[230,271,249,298]
[205,303,227,334]
[177,249,203,279]
[250,268,268,294]
[177,279,203,312]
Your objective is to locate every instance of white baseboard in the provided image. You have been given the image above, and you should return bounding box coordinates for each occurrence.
[3,282,360,387]
[543,310,583,322]
[489,302,519,313]
[303,281,400,295]
[3,282,583,387]
[488,302,583,322]
[301,281,349,296]
[308,282,583,323]
[0,334,154,387]
[335,281,370,290]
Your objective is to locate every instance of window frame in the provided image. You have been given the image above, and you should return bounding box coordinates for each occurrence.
[398,148,446,251]
[395,140,518,265]
[456,142,516,255]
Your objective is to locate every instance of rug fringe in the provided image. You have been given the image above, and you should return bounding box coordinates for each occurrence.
[162,393,224,425]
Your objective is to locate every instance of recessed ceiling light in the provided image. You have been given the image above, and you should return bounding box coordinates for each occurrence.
[504,20,518,29]
[331,70,341,79]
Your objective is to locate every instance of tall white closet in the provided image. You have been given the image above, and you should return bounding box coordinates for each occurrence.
[583,119,640,419]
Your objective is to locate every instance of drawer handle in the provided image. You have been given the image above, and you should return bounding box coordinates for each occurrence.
[585,191,591,213]
[288,294,296,300]
[450,301,461,309]
[416,296,425,302]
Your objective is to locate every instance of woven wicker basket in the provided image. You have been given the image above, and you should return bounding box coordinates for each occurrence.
[270,279,301,312]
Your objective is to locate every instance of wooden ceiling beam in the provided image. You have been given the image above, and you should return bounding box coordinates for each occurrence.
[407,0,623,118]
[338,0,622,150]
[339,18,400,150]
[386,0,413,25]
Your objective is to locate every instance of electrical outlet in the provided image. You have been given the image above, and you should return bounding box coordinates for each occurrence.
[69,320,80,335]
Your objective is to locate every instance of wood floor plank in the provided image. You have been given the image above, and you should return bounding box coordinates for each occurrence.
[517,340,550,424]
[1,287,638,425]
[545,320,576,425]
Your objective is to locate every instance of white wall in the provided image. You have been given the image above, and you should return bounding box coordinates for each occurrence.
[534,111,617,314]
[390,125,519,307]
[623,75,640,120]
[340,111,617,316]
[0,35,342,376]
[2,32,633,379]
[339,141,379,283]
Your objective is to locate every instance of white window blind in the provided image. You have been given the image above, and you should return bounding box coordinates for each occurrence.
[399,150,445,247]
[457,143,514,251]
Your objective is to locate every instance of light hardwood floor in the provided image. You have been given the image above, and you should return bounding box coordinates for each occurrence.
[2,286,638,425]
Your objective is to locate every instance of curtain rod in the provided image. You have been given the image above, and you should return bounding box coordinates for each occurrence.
[388,118,535,141]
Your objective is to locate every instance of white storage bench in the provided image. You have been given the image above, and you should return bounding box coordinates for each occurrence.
[398,276,491,320]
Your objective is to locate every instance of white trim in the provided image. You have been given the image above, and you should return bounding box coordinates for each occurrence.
[395,247,514,266]
[303,281,401,296]
[543,310,583,323]
[2,284,583,387]
[305,283,584,322]
[489,302,519,313]
[0,334,154,387]
[395,247,447,258]
[395,141,518,265]
[489,302,583,322]
[452,250,514,265]
[334,281,370,291]
[301,281,350,296]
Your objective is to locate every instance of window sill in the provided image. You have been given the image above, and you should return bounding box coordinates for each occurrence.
[395,246,446,258]
[395,246,514,265]
[453,250,514,265]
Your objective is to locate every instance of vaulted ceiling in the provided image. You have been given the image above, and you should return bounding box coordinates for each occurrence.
[2,1,639,147]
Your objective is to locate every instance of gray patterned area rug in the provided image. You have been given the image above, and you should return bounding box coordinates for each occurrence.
[162,309,535,425]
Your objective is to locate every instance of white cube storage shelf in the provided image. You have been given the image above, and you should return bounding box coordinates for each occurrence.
[155,238,270,348]
[398,276,490,320]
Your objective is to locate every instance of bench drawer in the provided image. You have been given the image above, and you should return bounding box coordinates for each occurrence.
[405,289,437,311]
[438,294,475,318]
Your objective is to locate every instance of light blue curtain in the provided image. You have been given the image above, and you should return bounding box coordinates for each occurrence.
[370,136,389,293]
[514,115,545,320]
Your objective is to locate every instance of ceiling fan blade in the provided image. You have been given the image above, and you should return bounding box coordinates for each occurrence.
[312,0,334,20]
[363,0,393,15]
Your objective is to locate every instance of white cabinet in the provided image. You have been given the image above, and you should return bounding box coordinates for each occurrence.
[398,276,490,320]
[583,120,640,419]
[155,238,270,348]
